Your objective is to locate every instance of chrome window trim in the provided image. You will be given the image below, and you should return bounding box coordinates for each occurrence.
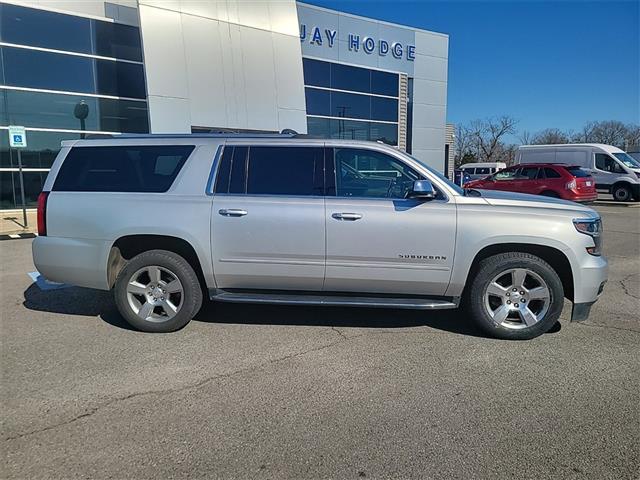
[205,141,457,202]
[205,144,224,196]
[211,193,326,201]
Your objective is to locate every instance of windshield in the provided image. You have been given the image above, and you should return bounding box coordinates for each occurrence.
[403,152,464,195]
[613,152,640,169]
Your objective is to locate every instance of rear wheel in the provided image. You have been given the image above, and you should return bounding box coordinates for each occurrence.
[114,250,202,332]
[466,252,564,340]
[612,184,632,202]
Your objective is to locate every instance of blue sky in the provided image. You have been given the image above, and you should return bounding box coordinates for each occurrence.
[304,0,640,136]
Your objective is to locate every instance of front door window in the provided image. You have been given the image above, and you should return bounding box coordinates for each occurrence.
[334,148,421,199]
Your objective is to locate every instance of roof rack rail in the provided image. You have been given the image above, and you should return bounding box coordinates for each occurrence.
[79,128,330,141]
[80,129,312,140]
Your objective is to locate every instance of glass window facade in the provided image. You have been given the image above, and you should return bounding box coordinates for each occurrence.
[307,117,398,146]
[303,58,398,96]
[0,3,143,61]
[1,47,146,99]
[0,89,148,132]
[0,3,149,209]
[302,58,399,146]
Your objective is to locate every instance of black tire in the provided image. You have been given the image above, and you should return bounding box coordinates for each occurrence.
[465,252,564,340]
[612,184,632,202]
[540,191,559,198]
[114,250,203,333]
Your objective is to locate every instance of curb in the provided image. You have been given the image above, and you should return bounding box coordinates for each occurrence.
[0,233,37,241]
[592,201,640,208]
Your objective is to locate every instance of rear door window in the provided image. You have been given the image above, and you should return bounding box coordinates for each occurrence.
[53,145,194,192]
[518,167,540,180]
[214,146,248,194]
[475,167,490,175]
[544,168,562,178]
[246,146,324,196]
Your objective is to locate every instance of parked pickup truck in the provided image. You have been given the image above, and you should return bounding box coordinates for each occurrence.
[33,133,608,340]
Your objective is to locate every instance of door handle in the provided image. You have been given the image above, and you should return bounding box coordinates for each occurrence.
[332,212,362,221]
[219,209,248,217]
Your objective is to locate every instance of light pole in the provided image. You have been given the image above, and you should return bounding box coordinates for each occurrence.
[74,100,89,139]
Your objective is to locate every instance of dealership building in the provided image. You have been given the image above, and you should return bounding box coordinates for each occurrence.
[0,0,449,209]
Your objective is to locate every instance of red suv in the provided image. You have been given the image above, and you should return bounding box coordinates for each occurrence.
[463,163,597,203]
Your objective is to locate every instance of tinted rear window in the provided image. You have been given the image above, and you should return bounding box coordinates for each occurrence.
[565,166,590,178]
[53,145,194,192]
[246,146,324,196]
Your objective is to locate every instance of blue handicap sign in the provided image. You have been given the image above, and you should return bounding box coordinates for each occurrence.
[13,134,23,143]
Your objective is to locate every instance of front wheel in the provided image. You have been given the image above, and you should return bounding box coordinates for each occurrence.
[612,184,632,202]
[114,250,203,333]
[466,252,564,340]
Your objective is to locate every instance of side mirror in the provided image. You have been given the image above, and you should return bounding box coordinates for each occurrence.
[407,179,436,200]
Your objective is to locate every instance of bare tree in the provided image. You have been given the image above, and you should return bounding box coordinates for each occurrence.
[588,120,628,148]
[571,121,596,143]
[518,130,532,145]
[623,124,640,149]
[469,116,518,162]
[532,128,570,144]
[454,124,475,166]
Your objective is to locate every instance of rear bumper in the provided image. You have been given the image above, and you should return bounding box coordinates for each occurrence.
[32,236,111,290]
[562,191,598,203]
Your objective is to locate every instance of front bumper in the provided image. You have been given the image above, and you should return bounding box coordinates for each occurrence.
[570,255,608,322]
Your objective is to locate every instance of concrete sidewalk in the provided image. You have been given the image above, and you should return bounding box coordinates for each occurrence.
[1,209,37,235]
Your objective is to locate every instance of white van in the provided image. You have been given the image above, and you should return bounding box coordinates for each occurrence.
[459,162,507,180]
[516,144,640,202]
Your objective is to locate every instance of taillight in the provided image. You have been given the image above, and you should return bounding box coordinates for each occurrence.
[566,179,577,190]
[37,192,49,236]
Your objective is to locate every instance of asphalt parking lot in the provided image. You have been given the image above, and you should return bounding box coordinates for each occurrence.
[1,204,639,479]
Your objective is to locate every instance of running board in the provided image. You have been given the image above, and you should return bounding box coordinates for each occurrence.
[210,290,458,310]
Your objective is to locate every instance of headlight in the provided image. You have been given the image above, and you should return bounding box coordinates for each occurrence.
[573,218,603,256]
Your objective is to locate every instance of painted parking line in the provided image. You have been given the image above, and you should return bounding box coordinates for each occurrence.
[0,233,37,241]
[27,271,71,291]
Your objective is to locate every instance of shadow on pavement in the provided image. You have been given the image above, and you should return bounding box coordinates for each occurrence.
[22,283,136,331]
[23,283,561,338]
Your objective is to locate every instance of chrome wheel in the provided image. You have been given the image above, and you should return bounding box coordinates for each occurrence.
[126,266,184,323]
[483,268,551,330]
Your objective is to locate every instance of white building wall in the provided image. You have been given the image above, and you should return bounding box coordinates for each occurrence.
[138,0,307,134]
[411,31,448,171]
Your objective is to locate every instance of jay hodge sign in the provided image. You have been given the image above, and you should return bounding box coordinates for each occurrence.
[299,24,416,61]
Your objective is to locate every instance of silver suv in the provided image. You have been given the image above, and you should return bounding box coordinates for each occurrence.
[32,133,608,340]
